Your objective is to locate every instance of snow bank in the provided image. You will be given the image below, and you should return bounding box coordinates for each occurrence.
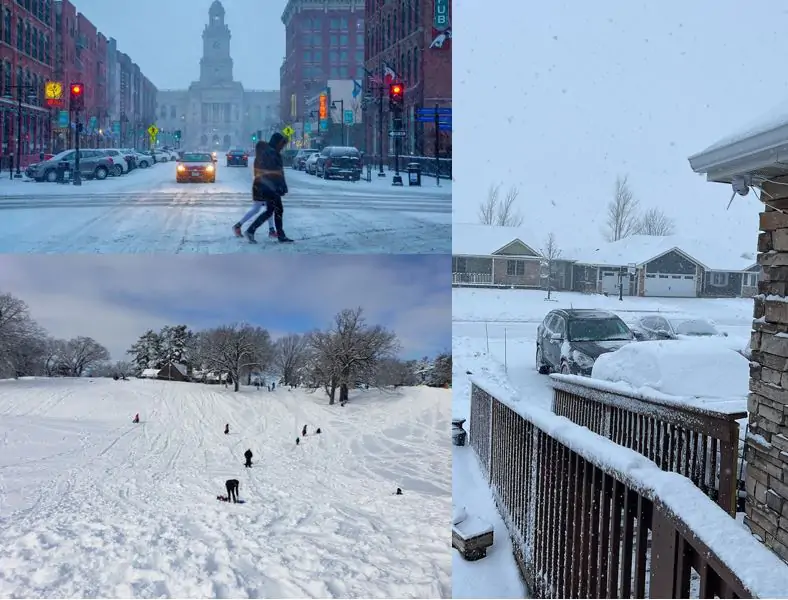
[590,339,749,405]
[468,375,788,598]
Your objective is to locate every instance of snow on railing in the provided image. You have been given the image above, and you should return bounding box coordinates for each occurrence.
[549,374,746,516]
[468,377,788,599]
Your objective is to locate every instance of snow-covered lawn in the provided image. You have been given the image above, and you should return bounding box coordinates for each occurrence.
[0,378,451,598]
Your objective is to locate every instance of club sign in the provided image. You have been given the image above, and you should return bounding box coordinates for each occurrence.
[430,0,451,50]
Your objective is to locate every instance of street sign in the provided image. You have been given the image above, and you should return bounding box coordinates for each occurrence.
[416,107,452,116]
[344,109,354,125]
[45,81,64,107]
[319,120,328,132]
[389,131,406,137]
[304,122,312,134]
[416,115,451,124]
[282,125,295,137]
[57,110,69,128]
[147,125,159,137]
[438,124,452,132]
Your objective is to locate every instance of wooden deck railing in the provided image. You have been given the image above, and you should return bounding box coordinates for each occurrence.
[468,380,788,599]
[549,375,746,516]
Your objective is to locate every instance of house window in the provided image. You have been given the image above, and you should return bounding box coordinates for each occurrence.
[506,260,525,276]
[454,257,467,273]
[743,272,758,287]
[710,272,728,286]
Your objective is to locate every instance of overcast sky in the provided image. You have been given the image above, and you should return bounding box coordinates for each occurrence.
[0,255,450,361]
[73,0,287,90]
[453,0,788,255]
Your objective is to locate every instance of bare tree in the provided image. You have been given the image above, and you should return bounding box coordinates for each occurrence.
[373,357,417,388]
[540,232,563,300]
[605,175,641,241]
[307,308,400,405]
[0,294,49,378]
[274,334,308,386]
[638,207,675,236]
[198,324,273,392]
[478,183,524,227]
[60,336,110,377]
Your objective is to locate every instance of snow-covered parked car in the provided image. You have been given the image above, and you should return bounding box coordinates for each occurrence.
[536,308,635,376]
[304,152,320,175]
[628,313,750,357]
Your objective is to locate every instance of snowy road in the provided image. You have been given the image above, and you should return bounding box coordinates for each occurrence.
[0,379,451,598]
[0,163,451,253]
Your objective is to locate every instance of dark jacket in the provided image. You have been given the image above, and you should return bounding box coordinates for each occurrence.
[252,133,288,200]
[244,449,253,459]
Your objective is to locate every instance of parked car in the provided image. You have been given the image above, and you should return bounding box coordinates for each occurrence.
[26,149,114,182]
[536,309,635,376]
[176,151,216,183]
[629,314,728,342]
[314,146,362,180]
[97,149,129,176]
[225,148,249,167]
[151,149,172,162]
[293,149,318,170]
[304,152,321,175]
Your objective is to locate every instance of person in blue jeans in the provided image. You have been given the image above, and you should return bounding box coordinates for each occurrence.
[243,132,293,244]
[233,140,277,239]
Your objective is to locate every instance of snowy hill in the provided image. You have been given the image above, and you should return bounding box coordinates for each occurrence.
[0,378,451,598]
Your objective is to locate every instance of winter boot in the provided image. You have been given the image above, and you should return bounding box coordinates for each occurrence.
[268,228,278,239]
[233,223,242,237]
[245,230,257,244]
[278,233,294,243]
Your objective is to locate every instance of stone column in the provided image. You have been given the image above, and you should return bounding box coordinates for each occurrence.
[746,174,788,562]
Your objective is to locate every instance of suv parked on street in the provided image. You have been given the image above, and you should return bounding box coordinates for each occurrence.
[314,146,362,180]
[26,149,114,182]
[536,309,634,376]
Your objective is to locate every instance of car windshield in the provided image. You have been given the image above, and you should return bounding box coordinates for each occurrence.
[568,318,633,342]
[180,153,212,162]
[669,318,718,336]
[50,150,71,161]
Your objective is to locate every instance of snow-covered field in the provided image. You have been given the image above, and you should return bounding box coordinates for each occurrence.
[0,378,451,598]
[0,163,451,254]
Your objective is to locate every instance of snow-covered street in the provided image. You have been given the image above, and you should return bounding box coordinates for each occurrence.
[0,164,451,254]
[0,378,451,598]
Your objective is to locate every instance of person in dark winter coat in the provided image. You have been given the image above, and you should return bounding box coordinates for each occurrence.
[302,425,307,437]
[315,427,321,434]
[244,449,253,468]
[225,479,239,503]
[224,423,230,435]
[232,140,276,239]
[245,132,293,244]
[132,413,139,423]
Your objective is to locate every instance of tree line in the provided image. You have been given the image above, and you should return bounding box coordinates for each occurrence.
[0,295,451,404]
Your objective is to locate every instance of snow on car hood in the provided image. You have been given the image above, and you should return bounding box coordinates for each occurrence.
[570,339,632,359]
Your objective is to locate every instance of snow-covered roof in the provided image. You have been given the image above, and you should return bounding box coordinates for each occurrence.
[452,223,543,257]
[140,369,159,378]
[696,99,788,156]
[567,235,756,272]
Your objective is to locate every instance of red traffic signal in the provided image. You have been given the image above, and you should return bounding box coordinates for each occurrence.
[70,82,85,111]
[389,83,403,98]
[70,83,83,96]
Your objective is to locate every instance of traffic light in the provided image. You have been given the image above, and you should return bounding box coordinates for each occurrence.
[252,132,257,142]
[69,82,84,111]
[389,82,404,111]
[174,130,181,140]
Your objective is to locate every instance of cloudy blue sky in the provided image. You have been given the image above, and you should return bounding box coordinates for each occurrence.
[453,0,788,256]
[0,255,449,361]
[73,0,287,89]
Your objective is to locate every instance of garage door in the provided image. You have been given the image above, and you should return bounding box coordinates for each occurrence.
[644,273,697,297]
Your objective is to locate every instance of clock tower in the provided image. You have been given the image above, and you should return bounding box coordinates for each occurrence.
[200,0,234,85]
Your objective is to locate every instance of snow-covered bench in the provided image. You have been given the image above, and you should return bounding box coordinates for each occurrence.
[452,513,494,561]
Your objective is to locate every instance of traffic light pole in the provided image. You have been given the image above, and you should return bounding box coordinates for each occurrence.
[73,109,82,186]
[377,63,385,177]
[392,110,403,187]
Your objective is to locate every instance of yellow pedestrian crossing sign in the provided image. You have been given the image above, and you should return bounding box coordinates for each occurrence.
[147,125,159,138]
[282,125,295,138]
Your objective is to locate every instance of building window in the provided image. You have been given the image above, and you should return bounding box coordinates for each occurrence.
[313,49,322,62]
[330,66,339,78]
[340,34,348,46]
[3,10,11,44]
[339,66,348,78]
[312,33,322,46]
[16,17,23,50]
[356,19,364,32]
[160,106,167,119]
[507,260,525,276]
[355,49,364,63]
[356,33,363,47]
[330,18,339,30]
[340,17,348,30]
[330,34,338,47]
[170,106,176,119]
[302,32,311,47]
[743,272,758,287]
[303,50,312,62]
[329,50,338,64]
[339,50,348,63]
[24,20,30,55]
[710,272,729,287]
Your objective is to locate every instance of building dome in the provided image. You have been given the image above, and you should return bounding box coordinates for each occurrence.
[209,0,224,17]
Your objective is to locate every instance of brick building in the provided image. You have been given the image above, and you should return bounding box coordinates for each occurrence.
[280,0,365,144]
[0,0,55,162]
[363,0,451,160]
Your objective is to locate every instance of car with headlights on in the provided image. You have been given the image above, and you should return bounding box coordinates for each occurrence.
[176,151,216,183]
[536,309,635,376]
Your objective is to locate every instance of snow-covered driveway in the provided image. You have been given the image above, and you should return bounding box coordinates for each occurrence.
[0,378,451,598]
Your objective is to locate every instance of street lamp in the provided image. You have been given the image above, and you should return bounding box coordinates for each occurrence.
[331,99,345,146]
[2,84,39,178]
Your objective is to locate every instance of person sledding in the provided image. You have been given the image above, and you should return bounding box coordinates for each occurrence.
[241,132,294,244]
[244,448,253,468]
[132,413,140,423]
